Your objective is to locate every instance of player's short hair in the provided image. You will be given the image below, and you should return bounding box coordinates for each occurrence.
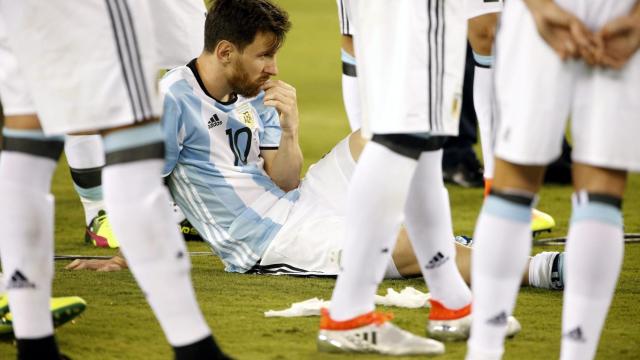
[204,0,291,53]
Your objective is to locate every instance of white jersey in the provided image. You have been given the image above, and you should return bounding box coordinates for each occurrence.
[161,60,301,272]
[0,0,204,124]
[465,0,503,19]
[336,0,354,36]
[151,0,206,69]
[349,0,467,136]
[493,0,640,171]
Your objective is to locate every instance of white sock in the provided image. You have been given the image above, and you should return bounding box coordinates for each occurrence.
[65,134,105,225]
[404,150,471,309]
[341,49,361,131]
[560,193,624,360]
[342,74,361,131]
[467,193,533,357]
[473,64,495,179]
[102,158,212,346]
[528,251,564,290]
[0,151,57,339]
[329,141,416,320]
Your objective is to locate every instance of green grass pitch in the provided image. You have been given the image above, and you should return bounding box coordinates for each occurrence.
[1,0,639,358]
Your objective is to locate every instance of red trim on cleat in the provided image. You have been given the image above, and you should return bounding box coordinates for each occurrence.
[428,300,471,321]
[86,229,109,248]
[319,308,393,330]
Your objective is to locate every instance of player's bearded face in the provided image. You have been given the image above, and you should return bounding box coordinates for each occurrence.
[228,58,268,98]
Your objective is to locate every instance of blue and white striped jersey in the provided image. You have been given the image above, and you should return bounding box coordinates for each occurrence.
[160,60,300,272]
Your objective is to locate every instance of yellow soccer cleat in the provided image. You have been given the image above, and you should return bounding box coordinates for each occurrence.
[85,210,119,248]
[531,208,556,236]
[0,296,11,335]
[1,296,87,334]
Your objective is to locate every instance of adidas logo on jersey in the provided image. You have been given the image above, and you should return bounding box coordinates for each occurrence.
[486,311,508,326]
[208,114,222,129]
[6,270,36,289]
[563,327,586,343]
[425,251,449,269]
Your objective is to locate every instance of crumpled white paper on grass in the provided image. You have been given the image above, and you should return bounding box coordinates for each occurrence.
[264,287,430,318]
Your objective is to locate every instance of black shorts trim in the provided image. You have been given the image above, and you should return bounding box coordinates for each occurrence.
[2,136,64,161]
[69,167,103,189]
[105,0,153,121]
[247,262,335,278]
[105,141,164,165]
[342,61,357,77]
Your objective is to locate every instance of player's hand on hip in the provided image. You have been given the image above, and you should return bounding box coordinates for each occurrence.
[594,11,640,70]
[525,0,596,61]
[262,80,299,132]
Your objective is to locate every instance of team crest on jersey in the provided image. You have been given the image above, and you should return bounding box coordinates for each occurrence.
[234,103,259,130]
[451,92,462,120]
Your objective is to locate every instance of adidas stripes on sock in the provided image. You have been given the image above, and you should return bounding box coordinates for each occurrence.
[329,141,417,321]
[0,133,61,343]
[560,192,624,360]
[102,124,212,347]
[404,150,472,309]
[467,191,534,357]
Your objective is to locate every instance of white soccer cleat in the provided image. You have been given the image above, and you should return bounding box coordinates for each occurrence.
[427,300,521,341]
[317,308,445,356]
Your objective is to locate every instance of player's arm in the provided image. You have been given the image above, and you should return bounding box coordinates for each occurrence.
[65,252,128,272]
[261,80,303,192]
[594,0,640,69]
[523,0,596,61]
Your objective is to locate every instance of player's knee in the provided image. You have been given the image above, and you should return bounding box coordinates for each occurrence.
[103,122,164,166]
[372,134,446,160]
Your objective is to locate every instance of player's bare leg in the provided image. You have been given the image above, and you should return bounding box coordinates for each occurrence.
[560,163,626,360]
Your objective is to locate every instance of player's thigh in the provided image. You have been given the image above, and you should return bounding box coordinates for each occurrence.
[0,0,159,135]
[493,0,573,167]
[350,0,467,136]
[571,57,640,175]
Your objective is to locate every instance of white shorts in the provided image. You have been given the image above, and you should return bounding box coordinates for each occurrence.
[151,0,206,69]
[493,0,640,171]
[465,0,503,20]
[336,0,354,36]
[0,22,35,116]
[0,0,159,135]
[259,137,354,276]
[349,0,467,137]
[0,0,202,122]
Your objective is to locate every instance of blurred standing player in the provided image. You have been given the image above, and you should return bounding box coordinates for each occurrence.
[319,0,499,356]
[466,0,640,359]
[468,0,557,235]
[0,1,229,359]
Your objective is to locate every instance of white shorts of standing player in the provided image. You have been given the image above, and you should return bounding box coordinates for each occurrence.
[493,0,640,172]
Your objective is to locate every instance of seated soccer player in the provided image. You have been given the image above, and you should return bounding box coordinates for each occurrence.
[67,0,564,292]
